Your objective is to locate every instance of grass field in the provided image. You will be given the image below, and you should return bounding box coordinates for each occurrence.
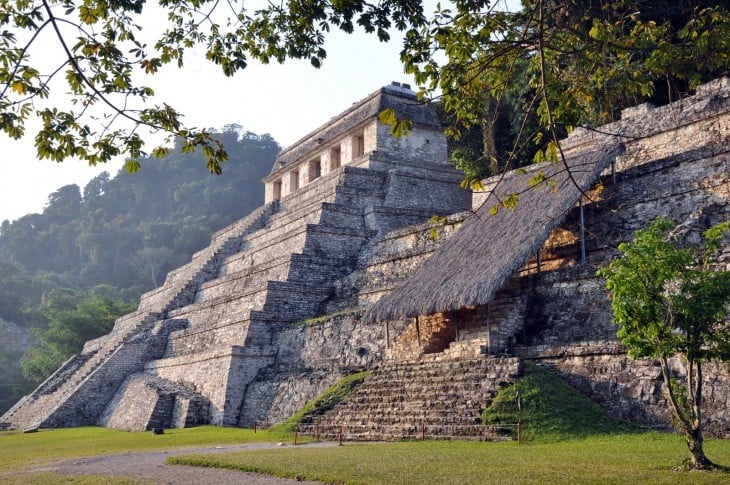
[1,425,728,484]
[0,426,299,471]
[169,433,730,484]
[2,364,728,484]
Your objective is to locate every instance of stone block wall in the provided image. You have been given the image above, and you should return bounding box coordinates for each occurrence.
[375,121,448,165]
[99,373,210,430]
[515,342,730,438]
[238,311,407,426]
[144,347,235,425]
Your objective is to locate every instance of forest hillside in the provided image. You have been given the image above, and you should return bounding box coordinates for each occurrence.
[0,125,280,413]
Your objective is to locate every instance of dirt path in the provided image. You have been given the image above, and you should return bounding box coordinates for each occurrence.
[21,442,334,484]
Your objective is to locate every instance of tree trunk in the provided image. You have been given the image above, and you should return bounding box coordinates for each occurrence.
[685,427,715,470]
[683,362,716,470]
[481,91,501,175]
[660,357,717,470]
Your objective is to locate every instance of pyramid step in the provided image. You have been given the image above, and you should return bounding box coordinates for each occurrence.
[297,356,523,443]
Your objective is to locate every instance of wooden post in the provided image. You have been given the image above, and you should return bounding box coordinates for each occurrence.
[421,420,426,440]
[516,390,522,444]
[338,428,343,446]
[579,198,586,264]
[385,320,390,350]
[487,303,492,355]
[537,250,542,275]
[415,316,421,345]
[294,427,298,445]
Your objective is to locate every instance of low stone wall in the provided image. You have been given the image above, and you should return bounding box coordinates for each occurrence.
[144,347,236,425]
[99,373,210,431]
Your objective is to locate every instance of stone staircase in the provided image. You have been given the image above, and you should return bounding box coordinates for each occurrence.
[301,357,522,441]
[2,313,184,429]
[136,202,279,315]
[3,157,469,430]
[101,166,406,428]
[1,201,281,430]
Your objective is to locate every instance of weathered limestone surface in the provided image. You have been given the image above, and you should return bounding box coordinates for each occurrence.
[99,373,210,431]
[2,85,471,431]
[3,79,729,437]
[475,81,730,435]
[303,357,523,441]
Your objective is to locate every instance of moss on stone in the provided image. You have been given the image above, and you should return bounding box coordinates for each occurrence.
[270,370,371,432]
[482,361,637,442]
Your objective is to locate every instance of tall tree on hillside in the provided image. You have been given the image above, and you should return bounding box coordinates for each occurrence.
[130,247,173,288]
[0,261,35,323]
[597,218,730,470]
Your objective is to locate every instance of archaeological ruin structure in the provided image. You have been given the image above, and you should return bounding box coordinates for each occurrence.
[3,79,729,439]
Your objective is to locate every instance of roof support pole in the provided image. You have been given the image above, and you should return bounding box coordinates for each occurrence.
[385,320,390,350]
[579,198,586,264]
[537,250,542,275]
[487,303,492,355]
[415,316,421,346]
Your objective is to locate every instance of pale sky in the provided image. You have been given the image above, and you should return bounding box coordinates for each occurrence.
[0,1,519,223]
[0,31,422,223]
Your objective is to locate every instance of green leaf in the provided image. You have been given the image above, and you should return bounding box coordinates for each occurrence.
[124,160,141,173]
[502,193,519,210]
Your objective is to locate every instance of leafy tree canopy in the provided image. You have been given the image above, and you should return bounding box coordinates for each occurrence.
[402,0,730,184]
[21,289,136,384]
[4,1,730,177]
[0,0,424,173]
[597,217,730,470]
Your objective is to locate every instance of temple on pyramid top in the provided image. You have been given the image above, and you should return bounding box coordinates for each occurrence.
[263,82,448,203]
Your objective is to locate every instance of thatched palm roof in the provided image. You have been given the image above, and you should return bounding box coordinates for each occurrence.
[367,143,622,322]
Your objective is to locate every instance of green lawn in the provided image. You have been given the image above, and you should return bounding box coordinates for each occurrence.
[0,426,298,471]
[1,425,728,484]
[169,433,730,484]
[0,472,152,485]
[2,362,728,484]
